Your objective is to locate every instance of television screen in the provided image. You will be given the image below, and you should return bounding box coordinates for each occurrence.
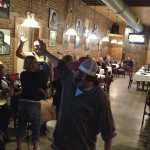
[128,33,145,44]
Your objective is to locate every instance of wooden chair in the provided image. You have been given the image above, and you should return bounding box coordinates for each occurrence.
[128,69,133,89]
[117,67,125,77]
[112,64,118,77]
[141,93,150,128]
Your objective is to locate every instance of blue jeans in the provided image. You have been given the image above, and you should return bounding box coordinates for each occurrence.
[16,100,41,142]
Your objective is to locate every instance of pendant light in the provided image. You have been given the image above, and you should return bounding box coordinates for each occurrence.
[110,16,118,44]
[102,9,110,42]
[88,6,97,40]
[65,0,77,36]
[21,0,40,28]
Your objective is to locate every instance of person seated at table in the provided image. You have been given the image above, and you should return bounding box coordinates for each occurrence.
[96,57,106,74]
[104,55,113,67]
[0,61,13,140]
[16,55,47,150]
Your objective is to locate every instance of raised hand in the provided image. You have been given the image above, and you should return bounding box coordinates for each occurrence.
[19,33,28,43]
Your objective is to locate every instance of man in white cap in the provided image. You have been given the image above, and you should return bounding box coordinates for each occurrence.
[37,40,116,150]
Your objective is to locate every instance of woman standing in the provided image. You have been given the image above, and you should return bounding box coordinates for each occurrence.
[16,55,47,150]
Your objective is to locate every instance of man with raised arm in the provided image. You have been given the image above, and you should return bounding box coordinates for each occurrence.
[38,39,116,150]
[16,35,52,84]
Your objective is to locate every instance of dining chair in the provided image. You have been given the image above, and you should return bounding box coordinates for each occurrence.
[128,69,133,89]
[141,93,150,129]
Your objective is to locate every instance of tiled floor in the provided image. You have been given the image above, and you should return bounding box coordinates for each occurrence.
[5,76,150,150]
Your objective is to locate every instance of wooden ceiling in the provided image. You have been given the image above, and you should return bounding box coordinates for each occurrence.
[81,0,150,26]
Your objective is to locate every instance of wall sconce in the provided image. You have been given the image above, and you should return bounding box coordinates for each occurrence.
[21,0,40,28]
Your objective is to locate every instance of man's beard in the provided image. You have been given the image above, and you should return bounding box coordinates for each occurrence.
[73,75,82,86]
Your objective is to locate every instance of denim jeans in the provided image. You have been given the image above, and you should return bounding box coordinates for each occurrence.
[16,100,41,142]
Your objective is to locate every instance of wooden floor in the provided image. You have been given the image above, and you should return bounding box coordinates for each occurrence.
[5,75,150,150]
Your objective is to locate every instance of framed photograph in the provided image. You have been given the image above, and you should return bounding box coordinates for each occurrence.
[83,18,90,37]
[0,0,10,18]
[84,38,90,51]
[93,24,99,37]
[49,9,59,29]
[74,36,80,49]
[0,29,10,55]
[62,32,70,46]
[49,30,57,46]
[98,40,102,51]
[76,19,83,36]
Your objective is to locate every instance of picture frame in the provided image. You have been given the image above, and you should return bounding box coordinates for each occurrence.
[49,30,57,46]
[76,18,83,36]
[83,18,90,37]
[62,31,70,46]
[49,9,59,29]
[0,0,10,18]
[74,36,80,49]
[0,29,10,55]
[84,38,90,51]
[93,24,99,37]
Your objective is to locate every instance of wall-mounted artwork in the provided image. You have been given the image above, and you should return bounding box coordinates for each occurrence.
[49,9,59,29]
[49,30,57,46]
[93,24,99,37]
[0,29,10,55]
[83,18,90,37]
[62,32,70,46]
[84,38,90,51]
[76,18,83,36]
[74,36,80,49]
[0,0,10,18]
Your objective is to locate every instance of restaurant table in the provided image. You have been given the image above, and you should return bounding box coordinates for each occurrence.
[133,69,150,90]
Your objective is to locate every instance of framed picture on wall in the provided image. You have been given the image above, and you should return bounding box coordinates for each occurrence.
[0,29,10,55]
[0,0,10,18]
[76,18,83,36]
[62,31,70,46]
[49,9,59,29]
[83,18,90,37]
[84,38,90,51]
[74,36,80,49]
[49,30,57,46]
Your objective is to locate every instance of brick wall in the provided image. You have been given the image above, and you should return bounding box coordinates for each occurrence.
[0,0,125,74]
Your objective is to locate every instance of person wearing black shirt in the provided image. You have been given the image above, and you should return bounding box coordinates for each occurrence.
[16,56,47,150]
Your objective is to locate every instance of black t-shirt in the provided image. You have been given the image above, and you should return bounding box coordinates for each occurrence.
[20,71,47,101]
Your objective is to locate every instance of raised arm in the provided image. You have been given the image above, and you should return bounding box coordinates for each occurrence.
[16,35,28,59]
[38,39,59,67]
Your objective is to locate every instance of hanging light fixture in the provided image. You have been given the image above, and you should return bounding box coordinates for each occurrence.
[88,6,97,40]
[110,16,119,44]
[117,40,123,45]
[111,39,117,44]
[102,9,110,42]
[65,0,77,36]
[21,0,40,28]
